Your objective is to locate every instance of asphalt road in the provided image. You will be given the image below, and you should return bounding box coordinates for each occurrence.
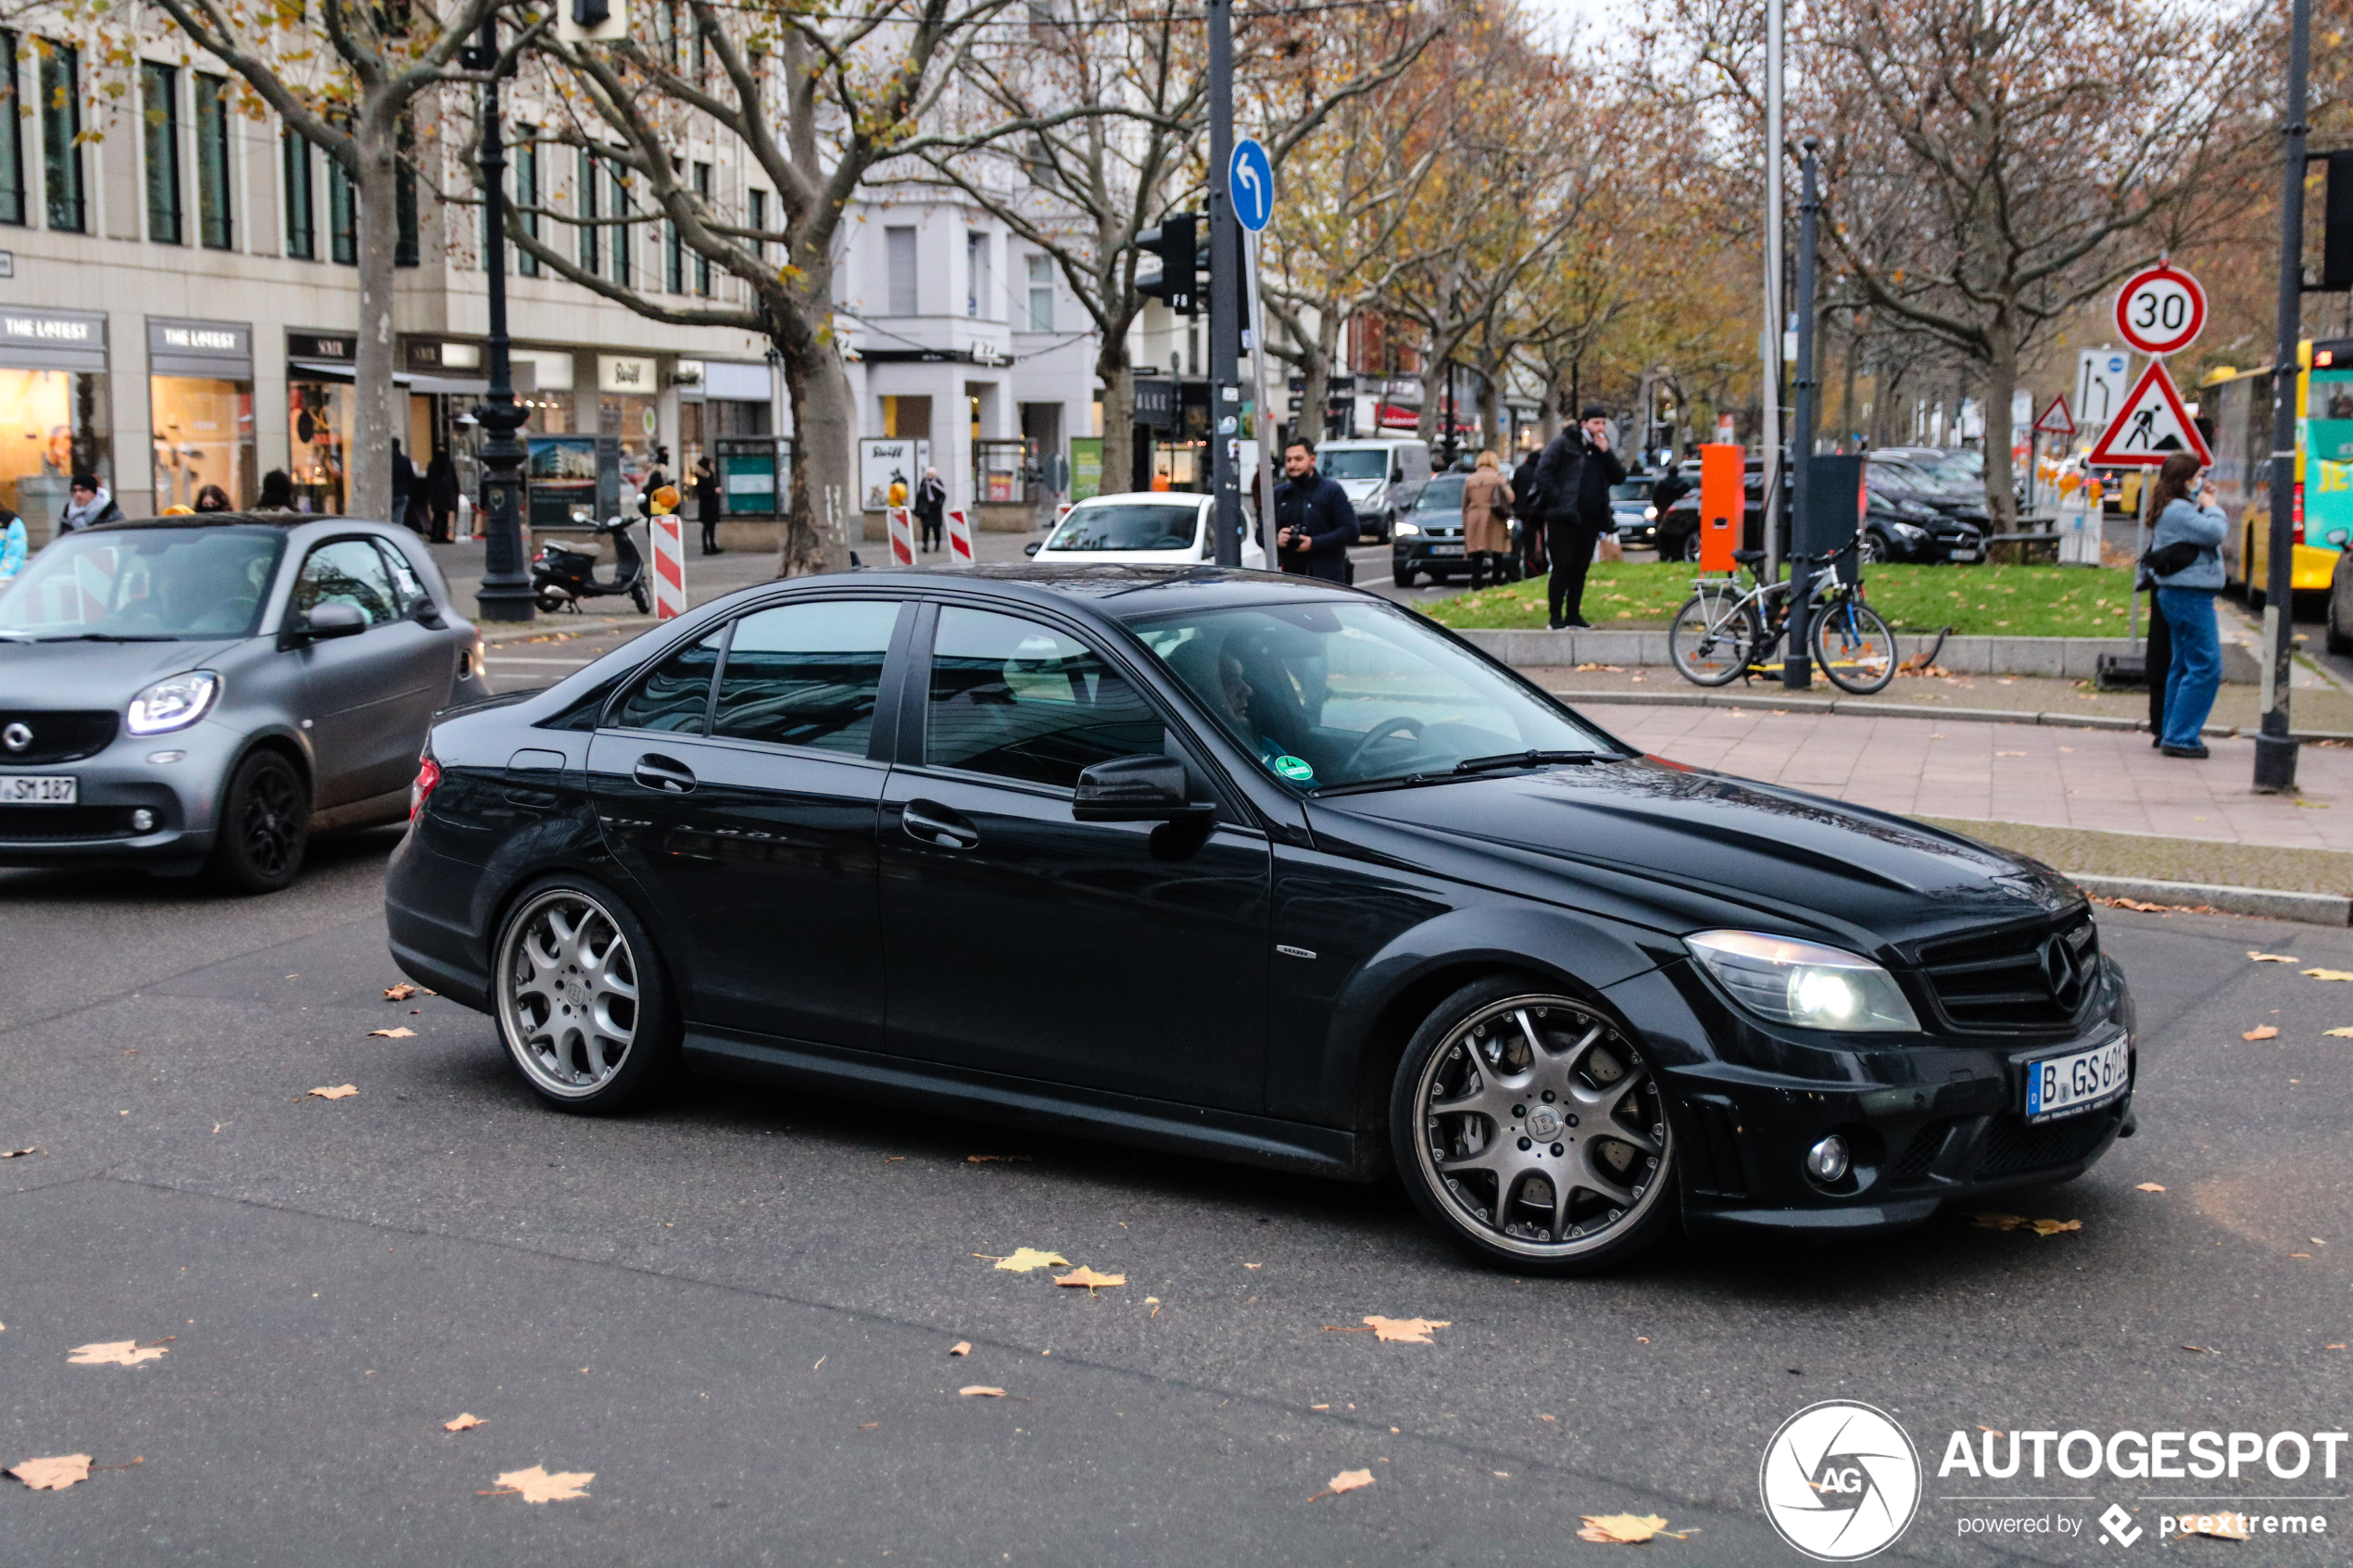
[4,837,2350,1565]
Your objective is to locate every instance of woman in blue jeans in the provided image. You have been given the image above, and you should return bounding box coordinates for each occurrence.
[2145,452,2228,759]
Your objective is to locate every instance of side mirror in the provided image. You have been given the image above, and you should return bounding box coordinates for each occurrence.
[1072,753,1210,822]
[1024,540,1043,558]
[298,601,368,641]
[2328,528,2350,549]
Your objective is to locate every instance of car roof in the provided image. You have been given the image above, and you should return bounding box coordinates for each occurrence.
[86,512,396,533]
[1068,491,1206,508]
[802,562,1366,623]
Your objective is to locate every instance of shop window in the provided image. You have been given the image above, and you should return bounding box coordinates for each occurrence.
[288,381,350,512]
[693,161,711,295]
[886,226,916,315]
[38,40,82,233]
[0,33,21,226]
[141,63,181,245]
[282,129,314,259]
[153,373,255,511]
[966,231,988,319]
[1026,254,1052,332]
[0,369,110,534]
[195,73,232,249]
[329,154,356,265]
[514,131,539,277]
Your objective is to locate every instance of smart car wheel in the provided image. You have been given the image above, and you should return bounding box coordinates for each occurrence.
[1391,978,1675,1274]
[208,749,308,894]
[493,879,678,1113]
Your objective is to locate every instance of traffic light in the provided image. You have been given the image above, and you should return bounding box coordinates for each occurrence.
[1136,212,1201,316]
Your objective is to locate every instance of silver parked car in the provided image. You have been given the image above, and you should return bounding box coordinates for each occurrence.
[0,514,490,891]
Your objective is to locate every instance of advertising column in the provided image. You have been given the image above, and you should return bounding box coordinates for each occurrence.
[148,318,256,511]
[0,307,111,541]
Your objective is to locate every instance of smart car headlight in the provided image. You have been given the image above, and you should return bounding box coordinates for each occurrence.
[1685,929,1919,1032]
[126,670,220,735]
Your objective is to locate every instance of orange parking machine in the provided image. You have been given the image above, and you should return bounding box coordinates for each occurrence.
[1698,444,1743,573]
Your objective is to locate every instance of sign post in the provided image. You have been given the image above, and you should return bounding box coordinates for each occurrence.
[2090,261,2210,663]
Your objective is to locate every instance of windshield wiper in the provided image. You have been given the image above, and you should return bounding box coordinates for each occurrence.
[1451,749,1607,775]
[31,632,181,642]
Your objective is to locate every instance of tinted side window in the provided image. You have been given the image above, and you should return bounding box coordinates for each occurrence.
[712,599,899,754]
[293,539,398,626]
[612,631,722,734]
[925,608,1164,789]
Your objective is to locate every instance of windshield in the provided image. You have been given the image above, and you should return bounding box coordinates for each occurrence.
[1416,475,1466,511]
[1320,449,1390,481]
[1125,598,1614,790]
[1609,482,1653,502]
[1047,502,1200,552]
[0,526,283,639]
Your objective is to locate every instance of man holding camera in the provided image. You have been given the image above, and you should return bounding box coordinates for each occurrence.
[1274,437,1356,583]
[1534,406,1626,629]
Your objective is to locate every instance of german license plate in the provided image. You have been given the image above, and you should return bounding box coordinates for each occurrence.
[0,775,75,804]
[1430,543,1464,556]
[1949,546,1983,561]
[2023,1035,2129,1123]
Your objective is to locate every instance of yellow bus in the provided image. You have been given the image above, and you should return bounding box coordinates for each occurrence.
[2204,339,2353,605]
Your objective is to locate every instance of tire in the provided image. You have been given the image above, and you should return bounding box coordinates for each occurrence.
[492,877,680,1114]
[1678,531,1704,564]
[1668,588,1761,686]
[631,581,651,614]
[1860,530,1891,565]
[2330,591,2353,656]
[1390,976,1676,1275]
[207,748,309,894]
[1395,566,1416,589]
[1810,595,1898,695]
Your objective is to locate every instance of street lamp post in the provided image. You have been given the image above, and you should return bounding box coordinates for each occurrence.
[469,16,534,624]
[2256,0,2312,792]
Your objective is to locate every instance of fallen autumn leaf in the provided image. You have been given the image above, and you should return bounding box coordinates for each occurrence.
[959,1386,1007,1398]
[949,1341,971,1357]
[2243,1025,2280,1040]
[981,1248,1069,1273]
[6,1454,91,1491]
[0,1146,40,1158]
[2026,1219,2082,1236]
[1971,1213,2029,1231]
[1363,1316,1451,1344]
[1310,1468,1376,1501]
[2249,952,2299,963]
[2327,1028,2353,1039]
[367,1028,416,1040]
[1578,1513,1691,1544]
[308,1085,358,1100]
[2304,969,2353,982]
[485,1465,592,1503]
[444,1413,484,1433]
[2181,1512,2250,1541]
[384,984,421,1000]
[1053,1266,1126,1290]
[68,1339,168,1367]
[2136,1183,2167,1192]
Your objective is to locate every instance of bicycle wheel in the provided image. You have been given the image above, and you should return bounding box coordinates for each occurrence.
[1668,588,1763,686]
[1810,595,1897,695]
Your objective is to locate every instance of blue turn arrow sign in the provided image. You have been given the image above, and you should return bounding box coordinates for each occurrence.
[1229,138,1274,232]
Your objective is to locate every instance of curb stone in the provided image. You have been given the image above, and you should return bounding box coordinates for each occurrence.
[2066,874,2353,926]
[1550,687,2353,743]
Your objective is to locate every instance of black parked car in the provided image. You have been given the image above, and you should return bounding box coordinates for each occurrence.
[387,566,2136,1274]
[1390,472,1518,587]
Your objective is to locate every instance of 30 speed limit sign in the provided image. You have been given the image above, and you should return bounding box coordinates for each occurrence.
[2114,264,2207,357]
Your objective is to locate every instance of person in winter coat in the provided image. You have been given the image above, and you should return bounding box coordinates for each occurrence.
[914,466,949,553]
[59,473,122,532]
[424,447,460,543]
[194,484,233,513]
[0,506,26,582]
[390,440,416,528]
[255,470,297,512]
[1461,450,1515,591]
[1273,438,1355,583]
[1534,407,1626,628]
[1512,445,1547,578]
[694,456,724,555]
[2145,452,2227,759]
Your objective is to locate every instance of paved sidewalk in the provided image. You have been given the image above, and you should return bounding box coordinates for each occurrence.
[1596,702,2353,854]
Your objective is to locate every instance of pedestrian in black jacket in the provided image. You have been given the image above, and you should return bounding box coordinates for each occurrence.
[1273,438,1355,583]
[1512,447,1547,577]
[694,456,724,555]
[913,467,949,553]
[1536,407,1627,628]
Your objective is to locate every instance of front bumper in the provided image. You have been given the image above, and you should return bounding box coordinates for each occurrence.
[1602,957,2135,1241]
[0,717,247,869]
[1393,534,1475,574]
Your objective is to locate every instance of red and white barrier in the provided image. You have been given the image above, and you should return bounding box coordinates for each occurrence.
[947,506,975,565]
[649,515,686,619]
[887,506,916,566]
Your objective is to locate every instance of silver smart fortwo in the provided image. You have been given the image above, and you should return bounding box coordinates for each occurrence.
[0,514,490,891]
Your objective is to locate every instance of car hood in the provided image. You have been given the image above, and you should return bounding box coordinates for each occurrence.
[1311,758,2079,957]
[1335,477,1387,506]
[0,636,245,703]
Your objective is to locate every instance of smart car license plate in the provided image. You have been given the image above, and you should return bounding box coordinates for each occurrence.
[0,775,75,804]
[2022,1035,2129,1123]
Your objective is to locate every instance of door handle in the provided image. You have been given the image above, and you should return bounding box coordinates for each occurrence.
[902,799,979,849]
[633,754,698,793]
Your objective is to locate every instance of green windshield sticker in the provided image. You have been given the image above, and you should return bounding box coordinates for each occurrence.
[1272,754,1315,784]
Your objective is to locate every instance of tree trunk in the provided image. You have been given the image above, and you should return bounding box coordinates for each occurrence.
[1474,358,1502,456]
[1982,323,2020,528]
[1537,358,1566,442]
[351,120,399,522]
[1295,320,1334,450]
[774,296,856,577]
[1098,349,1134,494]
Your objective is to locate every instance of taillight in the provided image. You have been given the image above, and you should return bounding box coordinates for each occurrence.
[410,753,442,821]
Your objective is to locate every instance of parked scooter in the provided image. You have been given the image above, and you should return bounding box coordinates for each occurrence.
[532,515,652,614]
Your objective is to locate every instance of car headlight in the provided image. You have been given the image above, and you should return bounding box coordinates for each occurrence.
[1893,521,1928,539]
[1685,930,1920,1032]
[1643,506,1657,521]
[1394,520,1422,536]
[126,670,220,735]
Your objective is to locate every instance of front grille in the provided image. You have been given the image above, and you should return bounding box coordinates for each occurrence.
[0,805,148,841]
[1978,1109,2118,1176]
[1918,912,2097,1034]
[0,710,119,764]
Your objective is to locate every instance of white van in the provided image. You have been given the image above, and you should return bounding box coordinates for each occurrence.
[1025,492,1268,570]
[1315,437,1434,542]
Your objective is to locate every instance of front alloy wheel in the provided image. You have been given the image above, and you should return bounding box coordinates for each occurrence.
[1393,981,1675,1273]
[494,882,675,1111]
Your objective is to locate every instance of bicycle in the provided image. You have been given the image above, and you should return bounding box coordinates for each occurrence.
[1667,537,1897,695]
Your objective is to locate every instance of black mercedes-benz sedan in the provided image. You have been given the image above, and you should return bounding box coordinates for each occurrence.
[385,565,2135,1274]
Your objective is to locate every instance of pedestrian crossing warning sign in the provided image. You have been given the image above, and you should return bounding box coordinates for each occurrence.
[2085,359,2212,468]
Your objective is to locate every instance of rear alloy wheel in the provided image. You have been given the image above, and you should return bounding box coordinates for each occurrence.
[1391,978,1675,1274]
[2331,590,2353,656]
[494,880,678,1112]
[208,749,308,894]
[1680,532,1704,563]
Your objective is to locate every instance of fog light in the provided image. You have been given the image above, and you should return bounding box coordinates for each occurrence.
[130,809,157,832]
[1806,1135,1850,1183]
